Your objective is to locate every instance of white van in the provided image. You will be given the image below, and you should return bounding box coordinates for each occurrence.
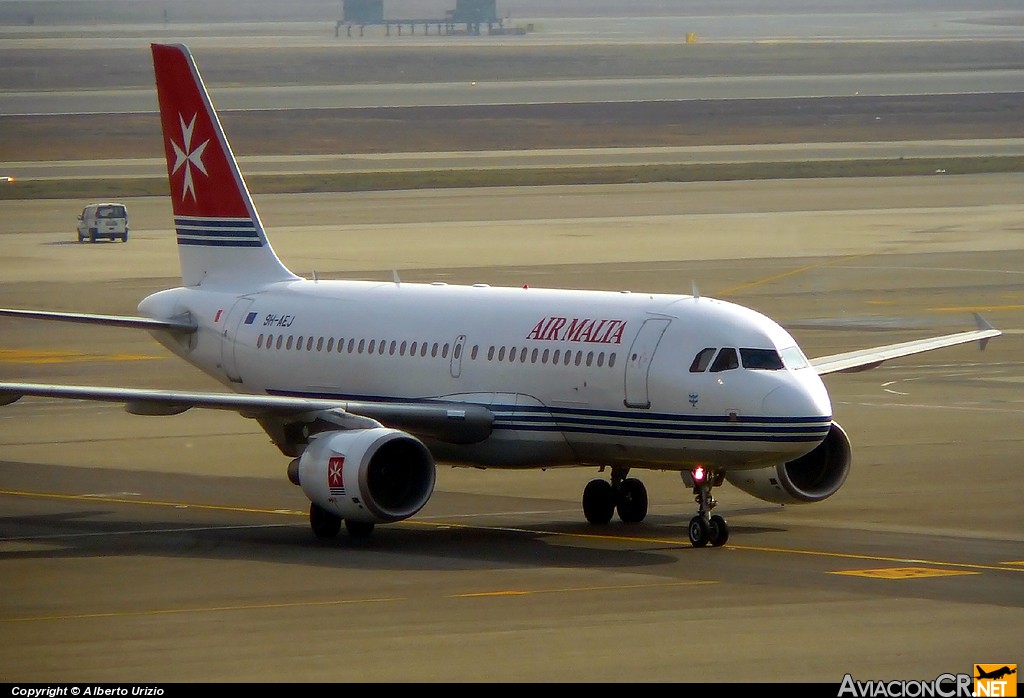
[77,202,129,243]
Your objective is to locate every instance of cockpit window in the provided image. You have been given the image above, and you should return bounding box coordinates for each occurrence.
[709,347,739,372]
[740,348,784,370]
[689,347,716,373]
[780,345,809,370]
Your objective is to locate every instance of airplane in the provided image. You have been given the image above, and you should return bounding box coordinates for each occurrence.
[0,43,1002,548]
[976,667,1017,681]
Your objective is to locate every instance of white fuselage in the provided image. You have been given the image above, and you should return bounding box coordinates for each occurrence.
[139,279,833,472]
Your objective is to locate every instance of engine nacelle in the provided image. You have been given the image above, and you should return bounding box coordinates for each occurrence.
[725,421,852,505]
[294,428,436,524]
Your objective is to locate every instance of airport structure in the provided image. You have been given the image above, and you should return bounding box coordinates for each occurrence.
[338,0,523,36]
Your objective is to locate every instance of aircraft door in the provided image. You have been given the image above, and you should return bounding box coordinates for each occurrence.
[623,317,671,408]
[450,334,467,378]
[220,298,255,384]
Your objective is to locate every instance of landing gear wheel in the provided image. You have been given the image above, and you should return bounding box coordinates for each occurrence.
[708,514,729,547]
[688,516,709,548]
[583,479,614,524]
[309,503,341,539]
[344,519,375,538]
[616,477,648,523]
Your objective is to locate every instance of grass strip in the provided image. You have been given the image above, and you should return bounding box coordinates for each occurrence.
[2,156,1023,200]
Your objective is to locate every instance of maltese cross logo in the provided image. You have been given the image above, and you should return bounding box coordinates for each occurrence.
[328,458,343,487]
[170,113,209,202]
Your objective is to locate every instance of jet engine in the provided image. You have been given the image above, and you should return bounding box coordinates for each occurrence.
[725,421,852,504]
[290,428,436,525]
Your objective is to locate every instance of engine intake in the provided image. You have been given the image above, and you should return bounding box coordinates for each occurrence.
[294,428,436,524]
[725,421,852,505]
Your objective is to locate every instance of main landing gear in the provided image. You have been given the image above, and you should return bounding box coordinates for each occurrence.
[582,466,648,525]
[686,466,729,548]
[309,503,375,539]
[581,465,730,548]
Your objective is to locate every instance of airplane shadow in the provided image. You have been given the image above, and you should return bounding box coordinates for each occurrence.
[0,461,792,572]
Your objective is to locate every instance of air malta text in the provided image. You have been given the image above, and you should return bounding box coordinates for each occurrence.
[263,313,296,328]
[527,317,627,344]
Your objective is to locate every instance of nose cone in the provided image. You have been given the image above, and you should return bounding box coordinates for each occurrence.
[761,373,832,419]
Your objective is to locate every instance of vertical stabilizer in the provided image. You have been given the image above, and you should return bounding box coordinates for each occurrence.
[151,43,299,288]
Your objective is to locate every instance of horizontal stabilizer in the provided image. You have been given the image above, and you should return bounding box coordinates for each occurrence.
[0,308,196,333]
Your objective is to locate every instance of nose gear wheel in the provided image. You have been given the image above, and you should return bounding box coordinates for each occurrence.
[688,469,729,547]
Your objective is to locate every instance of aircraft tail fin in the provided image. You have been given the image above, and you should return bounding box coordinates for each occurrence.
[151,43,298,288]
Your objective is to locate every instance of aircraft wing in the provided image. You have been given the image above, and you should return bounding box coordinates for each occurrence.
[0,382,494,445]
[0,308,196,333]
[810,314,1001,375]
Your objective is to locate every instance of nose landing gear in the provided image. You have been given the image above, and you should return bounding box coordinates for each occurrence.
[685,466,729,548]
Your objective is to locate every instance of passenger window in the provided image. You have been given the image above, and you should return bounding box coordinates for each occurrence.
[740,348,784,370]
[689,347,716,372]
[710,348,739,372]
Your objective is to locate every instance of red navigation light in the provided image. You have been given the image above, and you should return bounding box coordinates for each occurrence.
[692,466,705,483]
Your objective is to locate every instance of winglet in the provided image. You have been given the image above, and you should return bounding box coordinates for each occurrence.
[973,312,996,351]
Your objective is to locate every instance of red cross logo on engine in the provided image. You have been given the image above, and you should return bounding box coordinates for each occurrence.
[328,456,344,488]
